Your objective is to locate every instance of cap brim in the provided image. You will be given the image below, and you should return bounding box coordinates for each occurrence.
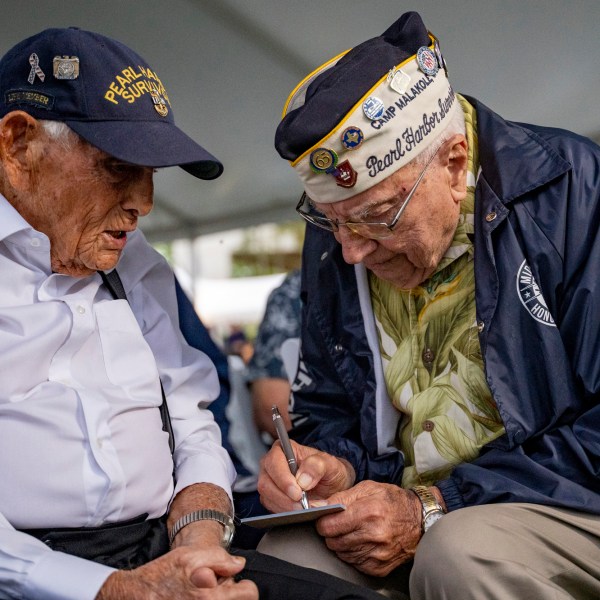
[66,119,223,180]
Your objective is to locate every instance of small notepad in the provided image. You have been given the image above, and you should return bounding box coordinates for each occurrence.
[240,504,346,528]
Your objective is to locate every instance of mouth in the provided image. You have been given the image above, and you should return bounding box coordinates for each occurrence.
[102,229,132,250]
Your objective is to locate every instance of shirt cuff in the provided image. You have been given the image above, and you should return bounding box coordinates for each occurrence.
[24,550,115,600]
[174,450,236,504]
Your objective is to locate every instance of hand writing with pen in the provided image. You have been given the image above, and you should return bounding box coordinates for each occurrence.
[258,417,429,577]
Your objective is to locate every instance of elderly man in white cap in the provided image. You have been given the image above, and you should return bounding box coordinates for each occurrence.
[257,10,600,600]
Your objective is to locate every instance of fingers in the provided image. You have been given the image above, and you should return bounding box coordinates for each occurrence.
[188,551,258,599]
[189,570,259,599]
[189,566,219,588]
[313,481,420,576]
[302,454,355,498]
[257,458,303,512]
[258,443,310,510]
[258,442,354,512]
[188,547,247,579]
[98,548,257,600]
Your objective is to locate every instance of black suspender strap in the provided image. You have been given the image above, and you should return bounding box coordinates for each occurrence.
[100,270,175,454]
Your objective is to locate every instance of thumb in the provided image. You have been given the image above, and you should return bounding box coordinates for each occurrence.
[189,551,246,588]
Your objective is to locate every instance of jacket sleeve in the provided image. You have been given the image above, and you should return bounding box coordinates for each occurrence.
[439,129,600,513]
[289,225,404,484]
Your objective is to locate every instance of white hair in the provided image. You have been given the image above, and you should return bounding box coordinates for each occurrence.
[39,120,79,150]
[410,101,466,166]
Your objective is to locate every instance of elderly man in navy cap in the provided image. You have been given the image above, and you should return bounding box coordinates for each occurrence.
[0,27,387,600]
[257,11,600,600]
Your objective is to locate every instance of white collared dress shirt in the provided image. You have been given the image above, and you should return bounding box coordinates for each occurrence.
[0,195,236,600]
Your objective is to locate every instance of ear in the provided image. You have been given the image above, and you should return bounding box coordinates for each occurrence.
[442,134,468,204]
[0,111,43,191]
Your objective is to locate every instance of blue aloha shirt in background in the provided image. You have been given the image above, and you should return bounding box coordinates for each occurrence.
[247,269,302,382]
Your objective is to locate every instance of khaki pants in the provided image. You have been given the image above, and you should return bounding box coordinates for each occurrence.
[257,503,600,599]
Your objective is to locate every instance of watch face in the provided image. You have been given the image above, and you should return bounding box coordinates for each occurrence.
[423,510,444,533]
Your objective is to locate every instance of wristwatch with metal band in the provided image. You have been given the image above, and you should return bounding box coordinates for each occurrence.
[410,485,446,534]
[169,509,235,548]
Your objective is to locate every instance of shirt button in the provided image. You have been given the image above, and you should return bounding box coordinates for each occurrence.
[477,321,485,333]
[422,348,435,368]
[334,343,344,353]
[423,420,435,432]
[30,238,41,247]
[320,252,328,261]
[76,305,86,314]
[485,212,497,222]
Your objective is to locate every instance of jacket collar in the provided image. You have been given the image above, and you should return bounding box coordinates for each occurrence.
[466,96,572,205]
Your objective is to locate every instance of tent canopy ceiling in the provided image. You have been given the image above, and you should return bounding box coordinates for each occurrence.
[3,0,599,243]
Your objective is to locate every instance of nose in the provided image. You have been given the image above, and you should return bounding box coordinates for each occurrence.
[122,168,154,217]
[336,227,377,265]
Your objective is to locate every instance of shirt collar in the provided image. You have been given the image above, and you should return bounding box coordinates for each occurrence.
[0,193,37,241]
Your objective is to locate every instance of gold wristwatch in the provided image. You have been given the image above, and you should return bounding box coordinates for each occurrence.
[410,486,445,533]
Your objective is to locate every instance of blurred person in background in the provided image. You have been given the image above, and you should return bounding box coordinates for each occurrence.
[246,269,301,439]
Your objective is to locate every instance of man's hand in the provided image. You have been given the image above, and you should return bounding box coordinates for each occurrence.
[96,482,258,598]
[313,480,424,577]
[95,546,258,599]
[257,441,355,512]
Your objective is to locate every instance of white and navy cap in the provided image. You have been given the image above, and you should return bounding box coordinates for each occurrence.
[275,12,455,203]
[0,27,223,180]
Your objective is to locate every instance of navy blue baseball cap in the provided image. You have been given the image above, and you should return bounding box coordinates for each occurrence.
[0,27,223,180]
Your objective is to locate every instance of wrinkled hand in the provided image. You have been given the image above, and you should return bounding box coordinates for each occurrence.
[314,480,423,577]
[95,545,258,600]
[258,441,355,512]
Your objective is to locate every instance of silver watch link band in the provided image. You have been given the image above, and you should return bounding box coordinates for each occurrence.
[168,509,235,548]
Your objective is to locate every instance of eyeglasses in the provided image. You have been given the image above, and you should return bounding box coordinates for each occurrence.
[296,145,440,240]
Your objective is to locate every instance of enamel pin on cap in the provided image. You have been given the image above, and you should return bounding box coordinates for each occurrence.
[334,160,357,188]
[309,147,338,174]
[362,96,385,120]
[387,67,411,94]
[28,53,45,84]
[341,126,364,150]
[416,46,438,76]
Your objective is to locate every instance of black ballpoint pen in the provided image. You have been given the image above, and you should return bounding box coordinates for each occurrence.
[272,406,309,510]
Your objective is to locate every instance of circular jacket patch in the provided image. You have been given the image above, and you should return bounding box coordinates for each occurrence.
[516,260,556,327]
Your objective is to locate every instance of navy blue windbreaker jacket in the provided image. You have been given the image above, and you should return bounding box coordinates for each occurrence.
[289,96,600,513]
